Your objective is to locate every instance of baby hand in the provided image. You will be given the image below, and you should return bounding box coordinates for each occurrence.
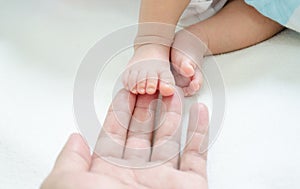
[122,44,175,96]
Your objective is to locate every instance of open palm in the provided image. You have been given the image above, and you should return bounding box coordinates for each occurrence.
[42,88,209,189]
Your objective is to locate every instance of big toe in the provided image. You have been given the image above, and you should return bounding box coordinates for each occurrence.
[159,82,175,96]
[181,61,195,77]
[159,71,175,96]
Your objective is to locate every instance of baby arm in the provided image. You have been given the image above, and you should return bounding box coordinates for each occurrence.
[122,0,190,96]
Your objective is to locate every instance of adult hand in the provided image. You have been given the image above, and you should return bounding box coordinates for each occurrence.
[41,89,209,189]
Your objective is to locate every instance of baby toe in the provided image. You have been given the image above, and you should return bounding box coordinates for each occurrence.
[183,86,197,97]
[181,60,195,77]
[146,72,158,95]
[128,70,139,94]
[137,71,147,94]
[183,69,203,96]
[159,71,175,96]
[171,49,195,77]
[191,68,203,91]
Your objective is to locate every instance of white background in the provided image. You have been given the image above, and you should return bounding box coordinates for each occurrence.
[0,0,300,188]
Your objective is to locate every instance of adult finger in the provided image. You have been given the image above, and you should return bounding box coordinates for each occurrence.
[93,89,136,159]
[150,88,184,168]
[180,103,209,177]
[123,92,158,163]
[53,133,91,173]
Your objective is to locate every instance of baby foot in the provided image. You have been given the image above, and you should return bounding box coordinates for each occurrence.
[122,44,175,96]
[170,28,208,96]
[171,48,203,96]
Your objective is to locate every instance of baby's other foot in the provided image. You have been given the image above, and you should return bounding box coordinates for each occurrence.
[171,48,196,78]
[171,48,203,96]
[122,44,175,96]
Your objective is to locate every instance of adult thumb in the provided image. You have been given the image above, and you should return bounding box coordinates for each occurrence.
[53,133,91,172]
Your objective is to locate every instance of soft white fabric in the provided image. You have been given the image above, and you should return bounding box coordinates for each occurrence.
[1,1,300,189]
[179,0,227,26]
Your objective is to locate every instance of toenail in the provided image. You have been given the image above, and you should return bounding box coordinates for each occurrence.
[147,88,155,93]
[166,84,174,89]
[187,64,193,69]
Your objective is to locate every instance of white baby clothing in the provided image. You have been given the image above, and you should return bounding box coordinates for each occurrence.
[180,0,300,33]
[179,0,228,27]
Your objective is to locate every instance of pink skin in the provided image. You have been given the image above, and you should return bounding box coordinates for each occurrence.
[41,89,209,189]
[123,36,204,97]
[123,44,175,96]
[171,48,203,96]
